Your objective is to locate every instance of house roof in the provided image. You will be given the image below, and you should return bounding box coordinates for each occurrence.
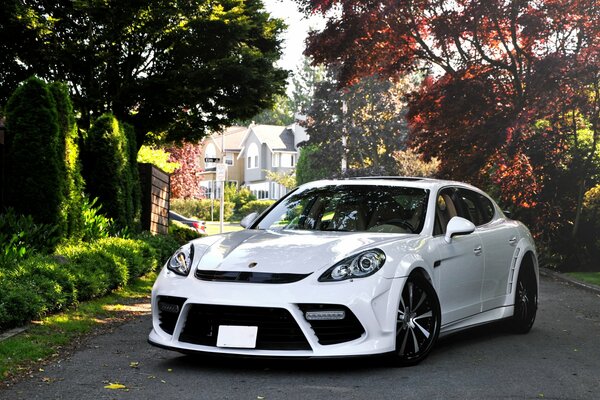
[211,126,247,152]
[250,124,296,152]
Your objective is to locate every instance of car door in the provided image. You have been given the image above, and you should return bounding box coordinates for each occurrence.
[432,188,484,325]
[454,188,520,311]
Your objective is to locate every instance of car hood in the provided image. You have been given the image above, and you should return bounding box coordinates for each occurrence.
[191,229,412,275]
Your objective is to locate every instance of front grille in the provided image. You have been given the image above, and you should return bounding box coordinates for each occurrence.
[179,304,311,350]
[298,304,365,345]
[195,270,311,284]
[157,296,186,335]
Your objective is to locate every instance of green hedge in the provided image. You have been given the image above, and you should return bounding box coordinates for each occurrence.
[239,200,276,217]
[169,220,204,244]
[170,198,234,221]
[0,235,179,331]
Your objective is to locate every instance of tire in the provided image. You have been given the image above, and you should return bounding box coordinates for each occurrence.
[391,273,441,366]
[511,264,538,333]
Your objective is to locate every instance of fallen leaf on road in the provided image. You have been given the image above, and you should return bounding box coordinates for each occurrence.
[130,362,140,368]
[104,383,128,390]
[167,368,173,372]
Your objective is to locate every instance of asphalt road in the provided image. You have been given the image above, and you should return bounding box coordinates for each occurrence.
[1,274,599,400]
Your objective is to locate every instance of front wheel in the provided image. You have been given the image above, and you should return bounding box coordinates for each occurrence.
[510,264,537,333]
[391,274,441,366]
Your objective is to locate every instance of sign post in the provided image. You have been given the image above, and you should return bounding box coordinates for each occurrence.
[216,163,227,233]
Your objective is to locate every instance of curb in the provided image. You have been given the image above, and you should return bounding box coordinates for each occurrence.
[539,267,600,295]
[0,326,28,343]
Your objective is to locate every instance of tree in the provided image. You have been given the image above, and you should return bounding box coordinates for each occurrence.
[265,170,297,190]
[1,0,288,147]
[81,114,138,230]
[239,56,326,126]
[296,144,331,184]
[49,81,85,238]
[167,142,206,199]
[301,0,600,248]
[4,77,64,229]
[303,67,417,177]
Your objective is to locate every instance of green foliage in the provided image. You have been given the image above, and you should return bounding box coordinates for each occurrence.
[0,209,60,266]
[296,144,331,184]
[304,69,414,177]
[0,0,287,147]
[265,170,297,190]
[4,76,65,232]
[225,183,257,218]
[239,200,276,217]
[49,81,85,239]
[136,232,180,267]
[81,114,140,230]
[137,145,180,173]
[170,198,235,221]
[122,123,142,232]
[80,197,114,242]
[169,220,204,245]
[0,235,172,331]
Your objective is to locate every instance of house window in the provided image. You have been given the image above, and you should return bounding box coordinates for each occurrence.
[204,143,217,169]
[281,153,295,168]
[247,143,259,169]
[272,153,280,167]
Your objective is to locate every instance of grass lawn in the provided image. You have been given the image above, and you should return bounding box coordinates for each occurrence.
[0,272,156,384]
[204,221,243,236]
[566,272,600,287]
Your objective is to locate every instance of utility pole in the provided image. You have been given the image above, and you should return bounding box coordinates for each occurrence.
[341,100,348,173]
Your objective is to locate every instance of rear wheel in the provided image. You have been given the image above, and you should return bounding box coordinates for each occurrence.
[511,264,537,333]
[392,274,440,366]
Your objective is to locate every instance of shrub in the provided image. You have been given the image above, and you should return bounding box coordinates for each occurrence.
[4,77,65,231]
[239,200,276,217]
[170,198,234,221]
[136,232,180,267]
[0,235,179,331]
[169,220,203,244]
[81,113,139,231]
[0,209,60,266]
[81,197,114,242]
[49,81,85,239]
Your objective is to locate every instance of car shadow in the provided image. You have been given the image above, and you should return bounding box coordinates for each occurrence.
[154,322,516,373]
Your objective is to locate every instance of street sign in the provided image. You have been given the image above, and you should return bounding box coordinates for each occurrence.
[216,163,227,182]
[204,157,220,163]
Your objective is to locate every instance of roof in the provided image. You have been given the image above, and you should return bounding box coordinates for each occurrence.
[249,124,296,152]
[301,177,479,193]
[211,126,247,152]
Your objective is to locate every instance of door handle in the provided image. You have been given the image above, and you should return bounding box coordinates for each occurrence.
[473,246,482,256]
[509,237,518,246]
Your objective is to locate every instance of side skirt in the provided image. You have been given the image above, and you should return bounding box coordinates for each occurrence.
[439,305,514,337]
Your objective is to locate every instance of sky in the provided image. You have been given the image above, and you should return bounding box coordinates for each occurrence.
[262,0,326,75]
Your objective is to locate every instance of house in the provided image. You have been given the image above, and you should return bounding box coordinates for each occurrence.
[199,123,308,200]
[198,126,247,198]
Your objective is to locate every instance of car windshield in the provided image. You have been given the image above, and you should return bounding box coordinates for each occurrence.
[256,185,429,234]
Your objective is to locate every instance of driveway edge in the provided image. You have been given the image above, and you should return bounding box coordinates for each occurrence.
[539,267,600,295]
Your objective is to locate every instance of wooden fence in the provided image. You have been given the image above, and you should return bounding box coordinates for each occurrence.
[138,163,170,235]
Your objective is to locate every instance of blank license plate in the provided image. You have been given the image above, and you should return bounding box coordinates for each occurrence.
[216,325,258,348]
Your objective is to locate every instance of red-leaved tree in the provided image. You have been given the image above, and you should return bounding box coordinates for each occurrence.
[301,0,600,253]
[167,142,206,199]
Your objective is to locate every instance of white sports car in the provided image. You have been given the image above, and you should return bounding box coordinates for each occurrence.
[149,177,538,365]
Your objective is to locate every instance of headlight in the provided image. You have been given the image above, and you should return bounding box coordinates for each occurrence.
[318,249,386,282]
[167,243,195,276]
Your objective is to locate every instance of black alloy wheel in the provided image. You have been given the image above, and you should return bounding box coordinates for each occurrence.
[393,273,441,366]
[511,264,538,333]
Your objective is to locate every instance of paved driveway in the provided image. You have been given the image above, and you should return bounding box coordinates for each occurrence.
[2,274,599,400]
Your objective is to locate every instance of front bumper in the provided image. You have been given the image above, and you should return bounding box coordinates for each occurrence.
[149,268,407,357]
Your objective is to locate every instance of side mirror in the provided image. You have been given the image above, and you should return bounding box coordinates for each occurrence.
[444,216,476,243]
[240,212,259,228]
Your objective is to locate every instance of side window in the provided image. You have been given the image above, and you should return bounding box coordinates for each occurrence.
[456,189,495,226]
[433,188,458,236]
